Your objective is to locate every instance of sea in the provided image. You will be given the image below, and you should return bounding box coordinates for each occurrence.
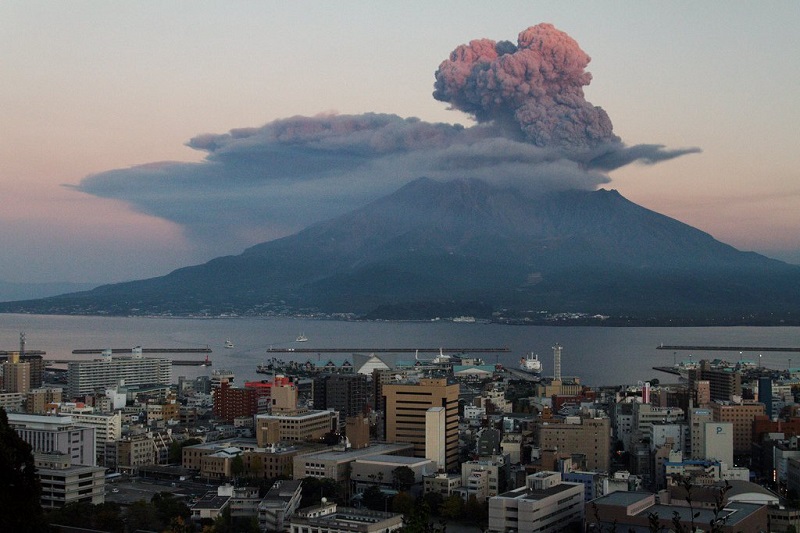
[2,314,799,388]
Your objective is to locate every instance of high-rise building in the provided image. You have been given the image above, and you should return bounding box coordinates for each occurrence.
[313,374,368,419]
[382,377,459,470]
[688,361,742,402]
[67,349,171,398]
[3,352,31,393]
[214,382,258,423]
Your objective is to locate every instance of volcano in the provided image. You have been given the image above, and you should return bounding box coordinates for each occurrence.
[3,178,799,325]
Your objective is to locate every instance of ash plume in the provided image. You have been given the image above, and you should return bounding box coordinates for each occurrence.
[72,23,699,258]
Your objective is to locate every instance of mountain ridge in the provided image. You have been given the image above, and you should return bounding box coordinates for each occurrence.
[1,177,798,325]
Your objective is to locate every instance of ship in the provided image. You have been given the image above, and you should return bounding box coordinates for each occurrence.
[296,334,308,342]
[224,339,234,349]
[519,353,542,374]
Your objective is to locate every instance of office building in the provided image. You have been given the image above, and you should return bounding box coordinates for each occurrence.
[382,377,459,470]
[710,400,765,455]
[538,417,611,473]
[8,413,96,466]
[488,472,583,533]
[313,373,369,419]
[35,451,105,508]
[2,352,31,393]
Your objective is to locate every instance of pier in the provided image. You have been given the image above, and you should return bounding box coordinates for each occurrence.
[265,347,510,353]
[657,345,800,352]
[72,347,212,354]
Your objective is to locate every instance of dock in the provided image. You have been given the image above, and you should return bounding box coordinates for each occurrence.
[72,347,212,354]
[653,366,682,376]
[657,345,800,352]
[265,347,509,353]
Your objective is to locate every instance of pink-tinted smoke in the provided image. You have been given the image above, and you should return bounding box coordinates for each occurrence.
[433,23,618,151]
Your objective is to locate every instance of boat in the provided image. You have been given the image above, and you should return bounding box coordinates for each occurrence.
[296,334,308,342]
[520,353,543,374]
[224,340,234,349]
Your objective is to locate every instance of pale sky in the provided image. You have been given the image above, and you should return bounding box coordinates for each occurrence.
[1,1,798,284]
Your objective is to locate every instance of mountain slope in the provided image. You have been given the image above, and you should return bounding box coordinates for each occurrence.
[2,178,799,323]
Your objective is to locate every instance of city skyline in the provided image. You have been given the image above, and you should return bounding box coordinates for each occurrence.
[2,2,798,284]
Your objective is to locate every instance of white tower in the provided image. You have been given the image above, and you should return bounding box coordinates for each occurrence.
[553,343,562,382]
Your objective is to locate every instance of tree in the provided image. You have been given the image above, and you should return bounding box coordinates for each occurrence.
[362,485,387,511]
[392,491,415,515]
[0,407,44,533]
[392,465,416,491]
[231,454,245,479]
[440,494,463,520]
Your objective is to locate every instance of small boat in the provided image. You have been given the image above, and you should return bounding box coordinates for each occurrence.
[296,334,308,342]
[224,340,234,349]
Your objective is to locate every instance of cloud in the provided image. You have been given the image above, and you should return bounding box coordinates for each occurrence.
[72,24,699,256]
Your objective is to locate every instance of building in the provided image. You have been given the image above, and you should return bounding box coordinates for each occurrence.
[290,501,402,533]
[256,409,338,445]
[538,417,611,472]
[0,351,44,389]
[2,352,31,393]
[351,454,435,493]
[461,455,509,499]
[710,400,765,455]
[689,361,742,402]
[214,382,258,423]
[423,471,461,498]
[35,451,106,508]
[587,490,768,532]
[313,373,369,420]
[293,443,415,483]
[488,472,583,533]
[259,479,304,532]
[67,349,171,398]
[25,387,62,414]
[8,413,96,466]
[191,484,233,523]
[382,377,459,470]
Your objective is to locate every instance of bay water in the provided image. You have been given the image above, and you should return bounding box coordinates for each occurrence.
[1,314,799,387]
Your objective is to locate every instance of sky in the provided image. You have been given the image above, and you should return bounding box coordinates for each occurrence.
[1,2,799,284]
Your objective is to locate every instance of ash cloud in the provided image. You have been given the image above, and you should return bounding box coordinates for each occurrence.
[73,24,699,256]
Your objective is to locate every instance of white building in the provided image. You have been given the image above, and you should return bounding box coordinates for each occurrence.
[67,349,171,397]
[290,501,402,533]
[8,413,96,466]
[488,472,583,533]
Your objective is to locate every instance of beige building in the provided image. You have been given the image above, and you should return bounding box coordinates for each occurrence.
[382,378,459,470]
[25,387,62,414]
[710,400,765,455]
[3,353,31,393]
[293,443,415,483]
[291,501,402,533]
[538,417,611,473]
[256,409,338,445]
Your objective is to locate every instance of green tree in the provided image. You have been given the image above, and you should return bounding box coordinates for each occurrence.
[392,466,416,491]
[440,494,463,520]
[0,407,44,533]
[126,499,163,532]
[231,454,245,479]
[392,491,415,515]
[362,485,387,511]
